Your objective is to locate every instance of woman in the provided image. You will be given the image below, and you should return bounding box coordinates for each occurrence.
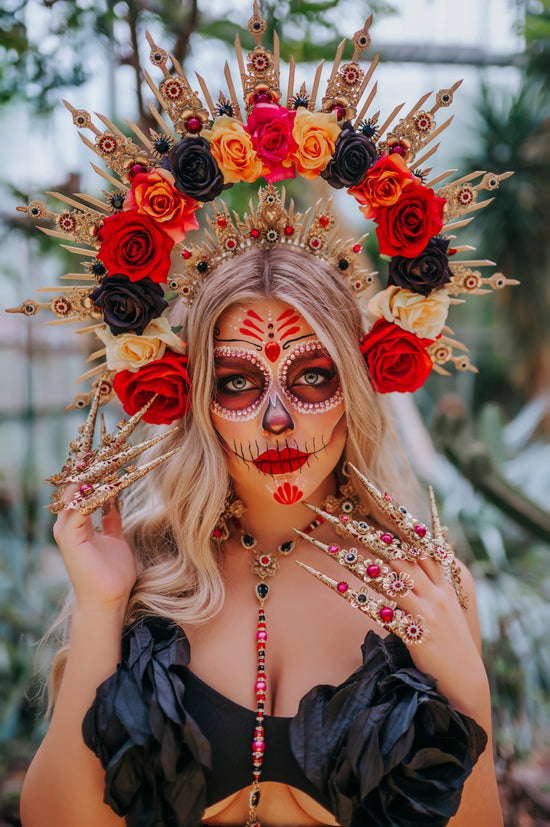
[19,243,502,827]
[13,6,512,823]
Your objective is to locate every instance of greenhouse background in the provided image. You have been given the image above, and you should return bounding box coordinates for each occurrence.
[1,0,549,823]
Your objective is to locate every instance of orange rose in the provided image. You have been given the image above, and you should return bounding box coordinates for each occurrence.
[290,109,341,180]
[348,155,415,219]
[207,115,267,184]
[124,168,200,243]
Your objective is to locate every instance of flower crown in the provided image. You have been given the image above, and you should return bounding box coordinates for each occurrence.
[9,3,518,427]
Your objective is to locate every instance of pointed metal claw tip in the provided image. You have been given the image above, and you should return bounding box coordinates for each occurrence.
[295,560,337,589]
[346,462,384,503]
[292,528,332,553]
[302,501,325,517]
[428,485,443,541]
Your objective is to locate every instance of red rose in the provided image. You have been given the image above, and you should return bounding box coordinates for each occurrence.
[113,349,191,424]
[97,212,174,283]
[374,182,446,258]
[244,103,297,183]
[360,319,433,393]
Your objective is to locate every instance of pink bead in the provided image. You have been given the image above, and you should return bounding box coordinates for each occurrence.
[384,493,392,501]
[253,740,265,752]
[186,116,202,133]
[255,680,267,692]
[329,545,339,554]
[341,515,349,522]
[79,484,93,497]
[380,533,392,544]
[213,528,222,538]
[414,524,427,537]
[337,581,348,593]
[129,163,146,178]
[392,145,406,156]
[379,606,395,623]
[257,630,267,641]
[367,564,380,577]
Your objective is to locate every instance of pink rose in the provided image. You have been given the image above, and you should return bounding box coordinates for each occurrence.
[244,103,297,183]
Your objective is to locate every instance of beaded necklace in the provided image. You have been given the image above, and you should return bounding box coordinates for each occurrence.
[214,482,360,827]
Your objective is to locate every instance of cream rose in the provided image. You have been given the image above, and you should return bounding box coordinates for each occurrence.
[96,316,184,372]
[367,286,450,339]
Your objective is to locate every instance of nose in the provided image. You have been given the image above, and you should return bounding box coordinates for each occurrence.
[262,394,294,435]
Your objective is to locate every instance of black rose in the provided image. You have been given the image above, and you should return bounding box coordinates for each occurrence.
[91,274,168,335]
[321,122,378,189]
[167,136,225,202]
[387,236,453,296]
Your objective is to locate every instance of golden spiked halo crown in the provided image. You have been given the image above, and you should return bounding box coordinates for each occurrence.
[9,2,519,429]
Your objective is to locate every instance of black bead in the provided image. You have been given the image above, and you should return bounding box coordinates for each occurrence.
[257,582,269,599]
[338,258,349,270]
[251,790,260,807]
[197,260,209,273]
[217,102,234,117]
[91,261,107,277]
[279,540,293,553]
[242,533,255,548]
[360,121,376,138]
[109,193,125,210]
[154,137,171,155]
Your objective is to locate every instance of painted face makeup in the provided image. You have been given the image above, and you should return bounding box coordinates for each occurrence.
[211,299,347,506]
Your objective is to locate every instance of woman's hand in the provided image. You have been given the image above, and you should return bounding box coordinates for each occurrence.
[53,491,137,615]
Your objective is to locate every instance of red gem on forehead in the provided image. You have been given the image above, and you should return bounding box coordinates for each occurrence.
[264,341,280,362]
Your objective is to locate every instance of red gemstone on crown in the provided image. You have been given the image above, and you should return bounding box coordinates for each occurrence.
[379,606,395,623]
[309,237,320,248]
[217,217,228,228]
[319,215,330,227]
[186,116,202,133]
[226,238,237,249]
[182,249,192,259]
[284,225,294,235]
[129,163,146,178]
[353,243,361,253]
[251,228,260,238]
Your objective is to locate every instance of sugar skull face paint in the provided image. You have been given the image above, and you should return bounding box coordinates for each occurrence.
[211,299,347,505]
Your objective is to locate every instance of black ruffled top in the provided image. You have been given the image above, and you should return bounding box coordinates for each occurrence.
[82,617,487,827]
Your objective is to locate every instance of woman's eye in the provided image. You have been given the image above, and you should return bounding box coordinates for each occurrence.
[217,374,259,393]
[296,369,325,386]
[293,368,332,387]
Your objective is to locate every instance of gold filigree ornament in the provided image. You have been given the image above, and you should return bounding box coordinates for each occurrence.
[47,377,178,516]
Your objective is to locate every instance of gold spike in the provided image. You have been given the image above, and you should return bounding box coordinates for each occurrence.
[144,30,170,77]
[94,112,127,140]
[411,141,440,171]
[196,73,217,118]
[62,100,101,135]
[76,322,106,334]
[234,33,246,89]
[78,131,104,157]
[74,193,110,212]
[60,244,97,257]
[147,100,178,137]
[425,169,457,188]
[328,38,346,85]
[354,81,378,128]
[376,102,405,138]
[442,217,475,231]
[44,191,90,211]
[76,364,107,383]
[448,170,486,186]
[273,29,280,77]
[224,62,243,121]
[60,274,96,281]
[87,348,106,363]
[286,55,296,108]
[39,227,84,242]
[169,53,190,85]
[89,162,125,190]
[143,70,170,113]
[403,91,432,121]
[310,60,324,111]
[125,119,154,151]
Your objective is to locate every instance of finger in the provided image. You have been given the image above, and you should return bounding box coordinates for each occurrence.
[101,498,125,539]
[297,560,427,645]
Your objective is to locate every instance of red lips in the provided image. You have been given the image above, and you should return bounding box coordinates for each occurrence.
[253,447,309,475]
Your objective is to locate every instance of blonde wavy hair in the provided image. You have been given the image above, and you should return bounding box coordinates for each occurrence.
[47,244,417,703]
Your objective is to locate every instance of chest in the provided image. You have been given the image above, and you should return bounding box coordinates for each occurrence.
[185,534,380,717]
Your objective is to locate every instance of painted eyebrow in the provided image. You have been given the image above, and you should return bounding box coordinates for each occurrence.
[214,355,266,369]
[285,348,334,369]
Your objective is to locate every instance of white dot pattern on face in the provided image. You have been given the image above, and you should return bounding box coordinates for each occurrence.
[210,346,272,422]
[278,339,344,413]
